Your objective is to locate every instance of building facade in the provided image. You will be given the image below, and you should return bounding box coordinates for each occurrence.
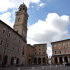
[0,3,28,66]
[51,39,70,64]
[26,44,48,65]
[26,44,34,65]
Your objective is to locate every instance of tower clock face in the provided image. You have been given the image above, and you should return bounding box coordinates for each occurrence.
[23,30,26,36]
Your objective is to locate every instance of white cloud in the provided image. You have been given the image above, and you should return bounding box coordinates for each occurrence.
[27,13,70,45]
[39,3,44,7]
[0,12,14,28]
[31,6,33,8]
[0,0,41,12]
[37,3,46,10]
[47,46,52,56]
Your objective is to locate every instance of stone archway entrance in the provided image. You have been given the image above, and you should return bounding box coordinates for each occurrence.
[43,58,46,64]
[0,54,1,65]
[16,58,19,65]
[4,55,8,65]
[34,58,37,64]
[11,57,14,65]
[59,57,63,64]
[38,58,41,64]
[55,57,58,64]
[64,57,68,63]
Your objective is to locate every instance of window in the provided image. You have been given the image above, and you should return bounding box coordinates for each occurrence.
[6,42,9,47]
[59,49,61,54]
[54,50,57,54]
[63,43,65,46]
[68,42,70,45]
[29,51,30,54]
[58,43,60,46]
[39,46,40,47]
[64,49,66,53]
[18,48,19,52]
[22,51,24,55]
[19,40,20,43]
[54,44,56,47]
[8,32,11,37]
[0,40,3,45]
[68,48,70,52]
[64,46,65,49]
[3,28,6,34]
[13,45,15,50]
[18,18,20,22]
[43,52,45,55]
[35,49,36,51]
[14,36,16,40]
[35,52,36,55]
[32,52,33,55]
[23,8,25,10]
[39,52,40,55]
[43,48,45,50]
[39,49,40,50]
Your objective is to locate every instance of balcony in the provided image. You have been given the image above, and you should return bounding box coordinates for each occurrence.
[34,55,48,57]
[28,54,34,57]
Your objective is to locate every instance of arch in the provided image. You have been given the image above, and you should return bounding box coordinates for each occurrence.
[18,18,20,22]
[59,57,63,64]
[16,58,19,65]
[4,55,8,65]
[43,58,46,64]
[11,57,14,65]
[22,51,24,55]
[0,54,1,65]
[38,58,41,64]
[55,57,58,64]
[64,57,68,63]
[34,58,37,64]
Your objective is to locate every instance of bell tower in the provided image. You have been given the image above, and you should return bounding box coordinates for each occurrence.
[13,3,29,40]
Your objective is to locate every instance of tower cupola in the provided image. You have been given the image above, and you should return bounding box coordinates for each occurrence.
[18,3,27,12]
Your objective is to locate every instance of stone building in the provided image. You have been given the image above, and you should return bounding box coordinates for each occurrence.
[25,44,34,65]
[0,3,28,66]
[51,39,70,64]
[25,44,48,65]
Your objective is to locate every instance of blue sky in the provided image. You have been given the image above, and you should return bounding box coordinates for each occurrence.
[0,0,70,57]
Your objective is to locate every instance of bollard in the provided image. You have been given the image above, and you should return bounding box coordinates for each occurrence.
[56,65,57,67]
[50,65,51,68]
[42,66,44,69]
[32,67,34,70]
[18,67,20,70]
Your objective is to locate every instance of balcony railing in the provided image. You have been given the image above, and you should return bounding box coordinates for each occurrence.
[28,54,34,57]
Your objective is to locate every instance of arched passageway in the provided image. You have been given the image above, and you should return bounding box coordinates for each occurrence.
[59,57,63,64]
[64,57,68,63]
[34,58,37,64]
[4,55,8,65]
[38,58,41,64]
[55,57,58,64]
[16,58,19,65]
[0,54,1,65]
[11,57,14,65]
[43,58,46,64]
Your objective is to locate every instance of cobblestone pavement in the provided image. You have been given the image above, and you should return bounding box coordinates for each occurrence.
[0,65,70,70]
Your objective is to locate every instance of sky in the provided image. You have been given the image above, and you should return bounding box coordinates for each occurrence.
[0,0,70,57]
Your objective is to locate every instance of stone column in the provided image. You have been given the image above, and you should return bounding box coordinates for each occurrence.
[68,57,70,62]
[58,57,59,64]
[62,57,65,64]
[46,57,47,64]
[41,57,43,65]
[37,57,38,64]
[53,57,55,64]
